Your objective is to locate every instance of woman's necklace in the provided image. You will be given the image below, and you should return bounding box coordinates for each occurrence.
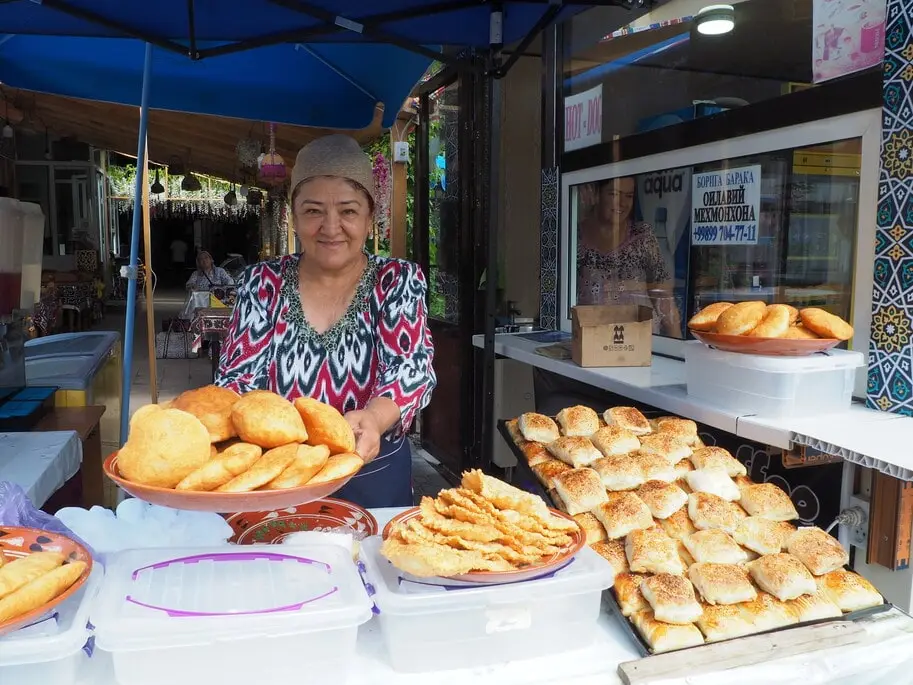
[298,255,366,335]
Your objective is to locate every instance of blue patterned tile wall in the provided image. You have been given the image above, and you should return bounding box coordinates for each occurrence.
[539,166,559,330]
[869,0,913,414]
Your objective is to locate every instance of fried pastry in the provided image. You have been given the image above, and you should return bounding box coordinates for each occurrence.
[614,572,649,616]
[639,434,692,465]
[640,574,702,624]
[380,537,511,577]
[547,436,602,468]
[171,385,241,443]
[176,442,263,491]
[738,482,798,521]
[626,528,684,575]
[673,458,695,480]
[738,591,799,631]
[677,540,695,568]
[293,397,356,454]
[682,530,749,565]
[689,446,746,478]
[553,467,609,515]
[659,507,698,541]
[263,444,331,489]
[688,492,747,535]
[631,451,676,483]
[0,552,65,600]
[686,468,741,502]
[591,539,629,576]
[715,301,767,336]
[593,492,654,539]
[522,441,552,467]
[462,469,552,520]
[0,561,87,623]
[787,589,842,621]
[688,301,733,332]
[816,570,883,612]
[782,324,820,340]
[784,305,800,325]
[573,513,608,545]
[216,443,300,492]
[635,480,688,519]
[733,518,795,556]
[747,554,817,601]
[517,412,561,443]
[591,425,641,457]
[531,458,573,489]
[231,391,308,448]
[689,563,757,605]
[119,407,212,488]
[308,453,364,485]
[654,417,699,446]
[799,307,853,341]
[749,304,792,338]
[592,453,645,491]
[556,405,600,437]
[787,527,849,576]
[632,610,704,652]
[604,406,652,436]
[696,602,756,642]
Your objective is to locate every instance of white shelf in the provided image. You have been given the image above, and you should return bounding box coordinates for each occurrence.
[474,333,913,482]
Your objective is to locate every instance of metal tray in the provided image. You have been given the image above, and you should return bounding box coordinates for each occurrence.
[604,580,892,657]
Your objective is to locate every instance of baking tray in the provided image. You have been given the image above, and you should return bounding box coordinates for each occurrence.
[604,578,892,657]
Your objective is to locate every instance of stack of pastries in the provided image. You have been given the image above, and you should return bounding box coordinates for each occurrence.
[506,406,883,653]
[688,301,854,341]
[116,386,363,493]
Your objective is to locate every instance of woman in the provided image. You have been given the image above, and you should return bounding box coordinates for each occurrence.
[185,250,235,291]
[535,176,681,416]
[577,176,681,336]
[216,134,436,508]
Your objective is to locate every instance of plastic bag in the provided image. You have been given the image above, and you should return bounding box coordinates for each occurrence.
[0,481,96,558]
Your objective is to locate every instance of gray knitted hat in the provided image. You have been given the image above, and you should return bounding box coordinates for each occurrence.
[289,134,375,205]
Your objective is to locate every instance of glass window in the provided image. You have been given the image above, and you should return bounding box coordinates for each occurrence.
[567,137,861,339]
[562,0,873,143]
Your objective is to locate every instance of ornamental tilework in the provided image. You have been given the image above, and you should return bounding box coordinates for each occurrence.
[539,166,560,330]
[869,0,913,414]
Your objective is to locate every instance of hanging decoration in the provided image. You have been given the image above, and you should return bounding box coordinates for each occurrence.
[247,187,263,206]
[150,168,165,194]
[236,137,262,168]
[268,187,289,255]
[113,197,261,224]
[224,183,238,206]
[181,172,202,192]
[258,122,287,186]
[372,152,392,240]
[167,155,186,176]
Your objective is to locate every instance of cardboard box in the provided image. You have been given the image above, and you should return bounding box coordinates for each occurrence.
[571,305,653,368]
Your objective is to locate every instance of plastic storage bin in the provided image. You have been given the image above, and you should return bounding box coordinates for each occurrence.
[684,342,864,418]
[359,536,614,673]
[0,565,102,685]
[91,545,373,685]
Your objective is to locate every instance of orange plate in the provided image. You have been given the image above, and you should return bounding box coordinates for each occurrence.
[104,452,360,513]
[0,526,93,637]
[383,506,585,584]
[690,330,841,357]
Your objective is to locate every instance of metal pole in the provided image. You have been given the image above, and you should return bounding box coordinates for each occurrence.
[120,42,153,446]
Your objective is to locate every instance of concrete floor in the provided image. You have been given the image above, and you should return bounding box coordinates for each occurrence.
[100,289,450,503]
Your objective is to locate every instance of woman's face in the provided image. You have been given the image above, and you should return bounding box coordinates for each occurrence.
[292,176,372,271]
[199,253,213,271]
[598,177,636,223]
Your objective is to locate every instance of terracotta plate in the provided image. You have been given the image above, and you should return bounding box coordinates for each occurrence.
[225,498,378,544]
[383,506,585,585]
[690,330,841,357]
[0,526,93,636]
[104,452,360,513]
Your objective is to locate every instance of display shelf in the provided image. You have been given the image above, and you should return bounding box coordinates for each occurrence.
[473,333,913,482]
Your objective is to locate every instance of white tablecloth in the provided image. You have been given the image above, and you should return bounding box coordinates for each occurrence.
[74,508,913,685]
[0,430,82,506]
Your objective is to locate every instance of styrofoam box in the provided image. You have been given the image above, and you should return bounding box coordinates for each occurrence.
[90,545,373,685]
[684,342,864,418]
[360,536,614,673]
[0,564,102,685]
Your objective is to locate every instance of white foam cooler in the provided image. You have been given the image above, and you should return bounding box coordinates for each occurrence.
[684,342,864,418]
[90,545,372,685]
[0,564,102,685]
[359,536,614,673]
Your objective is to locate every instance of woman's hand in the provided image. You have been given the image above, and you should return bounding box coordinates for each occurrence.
[344,409,383,462]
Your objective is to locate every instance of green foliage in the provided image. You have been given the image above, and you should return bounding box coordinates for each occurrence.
[105,164,238,201]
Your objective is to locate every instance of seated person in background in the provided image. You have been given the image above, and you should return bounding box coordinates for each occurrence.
[185,250,235,291]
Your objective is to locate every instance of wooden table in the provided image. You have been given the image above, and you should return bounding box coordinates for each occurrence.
[33,406,106,508]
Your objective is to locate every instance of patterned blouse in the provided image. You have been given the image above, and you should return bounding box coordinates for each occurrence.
[216,254,436,436]
[186,266,235,291]
[576,221,670,306]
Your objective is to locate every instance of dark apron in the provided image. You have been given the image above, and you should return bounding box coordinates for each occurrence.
[332,434,414,508]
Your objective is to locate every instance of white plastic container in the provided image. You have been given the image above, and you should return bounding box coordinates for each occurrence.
[359,536,614,673]
[0,565,102,685]
[91,545,373,685]
[20,201,46,310]
[684,342,864,418]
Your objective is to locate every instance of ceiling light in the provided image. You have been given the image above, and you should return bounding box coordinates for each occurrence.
[696,4,735,35]
[150,168,165,194]
[181,173,202,192]
[2,124,13,139]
